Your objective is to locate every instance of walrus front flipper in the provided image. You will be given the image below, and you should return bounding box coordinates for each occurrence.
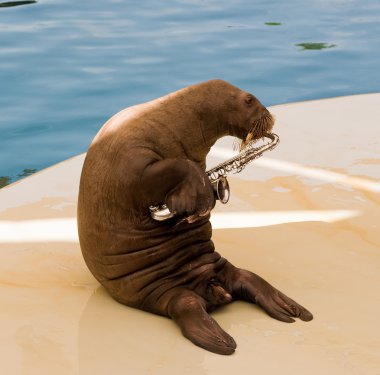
[141,158,215,219]
[168,289,236,355]
[219,263,313,323]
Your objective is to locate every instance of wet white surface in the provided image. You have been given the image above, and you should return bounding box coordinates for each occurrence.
[1,94,380,374]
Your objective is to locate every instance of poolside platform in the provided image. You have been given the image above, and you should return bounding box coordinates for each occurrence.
[1,94,380,374]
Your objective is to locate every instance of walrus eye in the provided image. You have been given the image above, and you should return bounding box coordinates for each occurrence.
[245,95,253,106]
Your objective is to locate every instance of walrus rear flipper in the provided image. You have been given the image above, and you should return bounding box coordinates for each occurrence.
[167,289,236,355]
[218,262,313,323]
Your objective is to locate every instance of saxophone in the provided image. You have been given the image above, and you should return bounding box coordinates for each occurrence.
[149,133,280,221]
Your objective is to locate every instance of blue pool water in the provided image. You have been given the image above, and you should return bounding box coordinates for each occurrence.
[1,0,379,187]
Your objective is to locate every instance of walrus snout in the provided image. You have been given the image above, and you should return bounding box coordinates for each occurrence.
[240,110,275,150]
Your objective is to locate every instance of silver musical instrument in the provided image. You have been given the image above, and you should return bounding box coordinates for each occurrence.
[149,133,279,221]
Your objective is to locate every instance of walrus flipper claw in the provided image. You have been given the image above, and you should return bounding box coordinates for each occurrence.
[168,290,236,355]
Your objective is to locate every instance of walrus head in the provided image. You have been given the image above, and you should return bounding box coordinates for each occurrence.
[222,84,275,151]
[236,94,275,150]
[189,79,275,152]
[154,79,275,164]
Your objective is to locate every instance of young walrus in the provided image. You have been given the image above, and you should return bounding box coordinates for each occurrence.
[77,79,313,355]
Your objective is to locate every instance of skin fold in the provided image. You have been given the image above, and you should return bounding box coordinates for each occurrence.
[77,79,313,355]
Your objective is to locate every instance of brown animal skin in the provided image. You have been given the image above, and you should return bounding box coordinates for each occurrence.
[77,79,313,355]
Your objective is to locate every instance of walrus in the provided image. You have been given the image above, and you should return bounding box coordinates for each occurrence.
[77,79,313,355]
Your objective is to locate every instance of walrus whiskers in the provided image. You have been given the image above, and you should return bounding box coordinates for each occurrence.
[239,111,275,151]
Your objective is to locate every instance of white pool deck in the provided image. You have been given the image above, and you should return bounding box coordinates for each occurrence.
[1,94,380,374]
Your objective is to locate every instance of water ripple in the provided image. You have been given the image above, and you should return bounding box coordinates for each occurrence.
[0,0,379,186]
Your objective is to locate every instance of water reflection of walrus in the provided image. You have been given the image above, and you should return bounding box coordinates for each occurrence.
[77,79,313,355]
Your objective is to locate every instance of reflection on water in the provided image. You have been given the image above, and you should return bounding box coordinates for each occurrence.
[0,1,36,8]
[0,168,38,187]
[295,42,336,50]
[0,176,11,188]
[264,22,282,26]
[17,168,37,178]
